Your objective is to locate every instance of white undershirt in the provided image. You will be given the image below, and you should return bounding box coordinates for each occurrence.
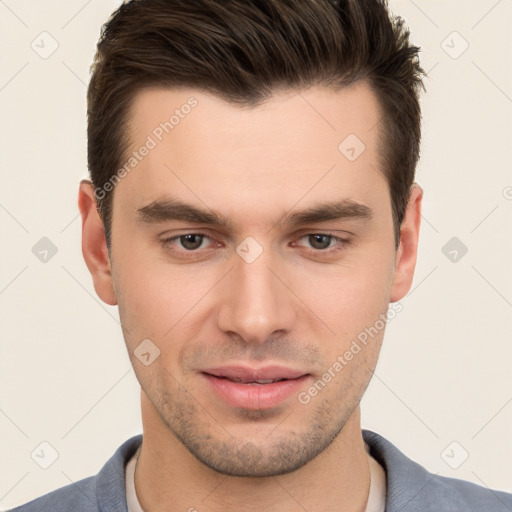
[125,444,386,512]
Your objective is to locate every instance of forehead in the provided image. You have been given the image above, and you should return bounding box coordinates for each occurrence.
[115,82,389,228]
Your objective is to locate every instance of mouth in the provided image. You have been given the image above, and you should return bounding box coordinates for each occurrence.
[201,364,308,381]
[204,376,291,384]
[199,365,311,410]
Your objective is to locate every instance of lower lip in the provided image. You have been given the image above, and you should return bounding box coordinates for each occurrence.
[201,373,311,410]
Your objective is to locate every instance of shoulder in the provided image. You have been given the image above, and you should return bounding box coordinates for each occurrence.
[8,476,97,512]
[362,429,512,512]
[8,435,143,512]
[424,472,512,511]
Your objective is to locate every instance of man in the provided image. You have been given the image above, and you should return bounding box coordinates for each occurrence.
[10,0,512,511]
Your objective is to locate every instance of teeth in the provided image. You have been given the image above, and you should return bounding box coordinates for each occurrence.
[254,379,275,384]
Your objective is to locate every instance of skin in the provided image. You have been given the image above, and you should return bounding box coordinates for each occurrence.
[79,81,422,512]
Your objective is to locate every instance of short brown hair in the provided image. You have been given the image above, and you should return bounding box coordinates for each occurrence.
[87,0,426,250]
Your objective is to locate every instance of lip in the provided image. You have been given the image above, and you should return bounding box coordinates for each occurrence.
[200,365,311,410]
[200,364,307,382]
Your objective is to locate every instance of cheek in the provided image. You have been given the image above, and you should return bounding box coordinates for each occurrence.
[116,278,181,341]
[112,246,219,344]
[298,252,395,332]
[111,250,169,340]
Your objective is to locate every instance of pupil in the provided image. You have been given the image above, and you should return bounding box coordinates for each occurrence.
[310,234,330,249]
[182,234,203,250]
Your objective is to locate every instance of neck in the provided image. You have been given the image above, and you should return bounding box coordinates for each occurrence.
[134,391,371,512]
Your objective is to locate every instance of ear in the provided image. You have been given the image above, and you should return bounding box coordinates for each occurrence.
[390,183,423,302]
[78,180,117,306]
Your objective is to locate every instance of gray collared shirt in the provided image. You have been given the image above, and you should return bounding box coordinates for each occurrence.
[9,430,512,511]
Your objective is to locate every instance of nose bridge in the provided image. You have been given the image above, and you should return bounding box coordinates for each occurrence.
[216,244,296,343]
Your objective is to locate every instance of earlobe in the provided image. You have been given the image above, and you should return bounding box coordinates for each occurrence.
[78,180,117,306]
[389,183,423,302]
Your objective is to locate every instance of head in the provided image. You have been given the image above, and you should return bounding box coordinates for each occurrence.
[80,0,425,477]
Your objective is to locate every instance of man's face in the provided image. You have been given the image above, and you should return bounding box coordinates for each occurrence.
[102,82,411,476]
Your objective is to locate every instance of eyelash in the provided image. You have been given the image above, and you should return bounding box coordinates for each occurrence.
[160,232,352,255]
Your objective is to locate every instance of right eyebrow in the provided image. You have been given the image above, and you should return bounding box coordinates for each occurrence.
[136,198,233,229]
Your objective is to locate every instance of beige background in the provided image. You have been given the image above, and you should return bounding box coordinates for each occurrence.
[1,0,511,509]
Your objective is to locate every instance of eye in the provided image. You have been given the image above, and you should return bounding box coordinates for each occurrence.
[296,233,351,252]
[160,231,351,256]
[162,233,212,251]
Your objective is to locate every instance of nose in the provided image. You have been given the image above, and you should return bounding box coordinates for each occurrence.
[216,247,297,345]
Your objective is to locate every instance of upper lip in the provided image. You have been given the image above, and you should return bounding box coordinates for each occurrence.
[201,365,308,382]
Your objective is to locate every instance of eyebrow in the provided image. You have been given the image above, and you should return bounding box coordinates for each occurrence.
[135,197,373,229]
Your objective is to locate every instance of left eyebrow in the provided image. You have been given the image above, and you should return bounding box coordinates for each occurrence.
[278,199,374,228]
